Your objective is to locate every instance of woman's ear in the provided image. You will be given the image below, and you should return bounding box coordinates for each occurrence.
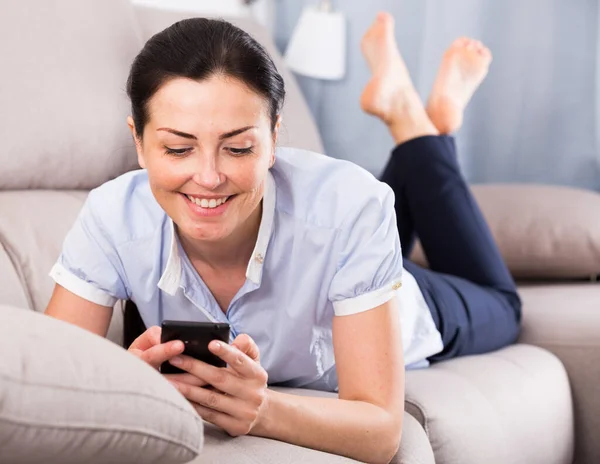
[273,115,282,145]
[127,116,146,169]
[270,115,282,168]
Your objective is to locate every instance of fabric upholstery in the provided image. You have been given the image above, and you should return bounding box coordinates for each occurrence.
[518,282,600,464]
[132,5,325,155]
[0,245,29,310]
[404,344,574,464]
[0,305,203,464]
[0,191,88,312]
[411,184,600,279]
[0,0,141,189]
[0,191,124,345]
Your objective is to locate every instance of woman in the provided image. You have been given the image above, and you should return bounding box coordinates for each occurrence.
[45,12,520,463]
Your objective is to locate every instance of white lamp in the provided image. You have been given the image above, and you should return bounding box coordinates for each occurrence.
[283,0,346,80]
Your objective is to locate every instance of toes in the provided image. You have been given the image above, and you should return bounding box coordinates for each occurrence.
[465,40,477,51]
[376,11,393,22]
[453,37,471,48]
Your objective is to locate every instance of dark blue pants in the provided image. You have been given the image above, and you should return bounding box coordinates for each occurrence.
[380,135,522,362]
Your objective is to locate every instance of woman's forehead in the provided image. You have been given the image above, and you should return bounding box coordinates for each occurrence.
[148,76,269,122]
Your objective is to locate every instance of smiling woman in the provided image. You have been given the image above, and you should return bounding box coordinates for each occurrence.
[43,14,521,464]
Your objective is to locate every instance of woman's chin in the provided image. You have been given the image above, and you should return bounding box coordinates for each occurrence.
[182,223,231,243]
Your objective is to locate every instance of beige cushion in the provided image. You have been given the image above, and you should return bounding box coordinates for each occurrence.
[132,5,324,155]
[0,0,140,189]
[0,191,88,312]
[518,283,600,464]
[411,184,600,279]
[0,191,124,345]
[405,344,574,464]
[0,305,203,464]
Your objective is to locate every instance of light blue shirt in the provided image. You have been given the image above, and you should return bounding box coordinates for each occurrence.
[51,147,443,391]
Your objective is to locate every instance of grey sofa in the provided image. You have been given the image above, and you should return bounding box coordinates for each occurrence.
[2,1,600,463]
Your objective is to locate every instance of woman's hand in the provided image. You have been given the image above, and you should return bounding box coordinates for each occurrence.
[168,334,269,437]
[127,325,184,370]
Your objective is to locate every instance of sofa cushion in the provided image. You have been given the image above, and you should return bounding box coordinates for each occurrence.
[0,191,125,344]
[0,0,140,190]
[132,5,324,155]
[0,191,88,312]
[0,245,29,310]
[0,305,203,464]
[518,283,600,464]
[410,184,600,279]
[404,344,574,464]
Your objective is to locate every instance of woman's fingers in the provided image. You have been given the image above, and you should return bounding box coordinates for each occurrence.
[208,341,267,381]
[231,334,260,362]
[163,372,208,387]
[139,339,185,369]
[169,355,248,399]
[172,380,246,417]
[128,325,161,351]
[191,402,251,437]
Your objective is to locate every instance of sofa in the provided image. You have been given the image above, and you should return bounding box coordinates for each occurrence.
[2,1,600,463]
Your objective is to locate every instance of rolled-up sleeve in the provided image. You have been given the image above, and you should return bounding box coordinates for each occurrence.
[49,194,129,307]
[328,185,403,316]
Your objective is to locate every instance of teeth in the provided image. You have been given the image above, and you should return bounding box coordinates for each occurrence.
[186,194,229,209]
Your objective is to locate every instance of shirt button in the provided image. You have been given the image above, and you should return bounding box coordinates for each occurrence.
[255,253,264,264]
[392,282,402,290]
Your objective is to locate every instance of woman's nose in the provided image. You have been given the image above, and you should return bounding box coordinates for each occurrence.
[191,155,223,190]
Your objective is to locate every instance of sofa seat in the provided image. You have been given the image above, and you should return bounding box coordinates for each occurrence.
[404,343,573,464]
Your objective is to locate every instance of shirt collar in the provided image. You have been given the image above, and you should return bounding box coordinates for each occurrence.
[157,171,276,295]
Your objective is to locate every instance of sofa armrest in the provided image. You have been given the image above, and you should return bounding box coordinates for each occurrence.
[518,282,600,464]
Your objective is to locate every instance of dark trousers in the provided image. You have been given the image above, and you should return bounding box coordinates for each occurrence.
[380,135,522,362]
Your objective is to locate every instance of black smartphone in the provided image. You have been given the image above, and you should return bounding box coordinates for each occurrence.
[160,320,231,374]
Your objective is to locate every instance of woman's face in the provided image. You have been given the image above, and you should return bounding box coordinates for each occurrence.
[129,76,278,243]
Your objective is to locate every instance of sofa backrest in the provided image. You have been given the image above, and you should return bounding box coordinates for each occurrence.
[0,1,323,191]
[0,0,142,190]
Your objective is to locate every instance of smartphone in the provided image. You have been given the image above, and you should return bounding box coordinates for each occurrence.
[160,320,231,374]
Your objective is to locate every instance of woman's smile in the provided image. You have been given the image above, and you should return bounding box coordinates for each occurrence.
[180,192,236,217]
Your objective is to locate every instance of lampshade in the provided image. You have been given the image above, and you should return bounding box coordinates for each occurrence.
[284,5,346,80]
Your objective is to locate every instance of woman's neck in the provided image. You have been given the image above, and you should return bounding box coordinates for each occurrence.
[178,202,263,271]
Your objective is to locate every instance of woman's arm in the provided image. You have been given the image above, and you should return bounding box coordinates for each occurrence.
[253,298,404,463]
[170,298,404,464]
[45,284,186,366]
[45,284,113,337]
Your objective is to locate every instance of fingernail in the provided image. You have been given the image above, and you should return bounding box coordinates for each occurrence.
[212,342,221,351]
[173,341,184,351]
[170,356,182,366]
[169,381,179,391]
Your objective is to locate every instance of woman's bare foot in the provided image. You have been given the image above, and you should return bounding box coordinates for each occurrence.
[360,12,438,145]
[426,37,492,134]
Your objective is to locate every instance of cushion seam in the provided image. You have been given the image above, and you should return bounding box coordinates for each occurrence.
[0,372,199,419]
[404,399,430,437]
[0,235,34,309]
[0,416,202,454]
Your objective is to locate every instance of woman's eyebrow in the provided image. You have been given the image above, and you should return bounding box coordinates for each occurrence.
[156,126,256,140]
[157,127,197,139]
[219,126,256,140]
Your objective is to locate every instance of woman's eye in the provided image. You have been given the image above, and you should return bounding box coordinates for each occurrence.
[227,146,254,156]
[164,146,191,156]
